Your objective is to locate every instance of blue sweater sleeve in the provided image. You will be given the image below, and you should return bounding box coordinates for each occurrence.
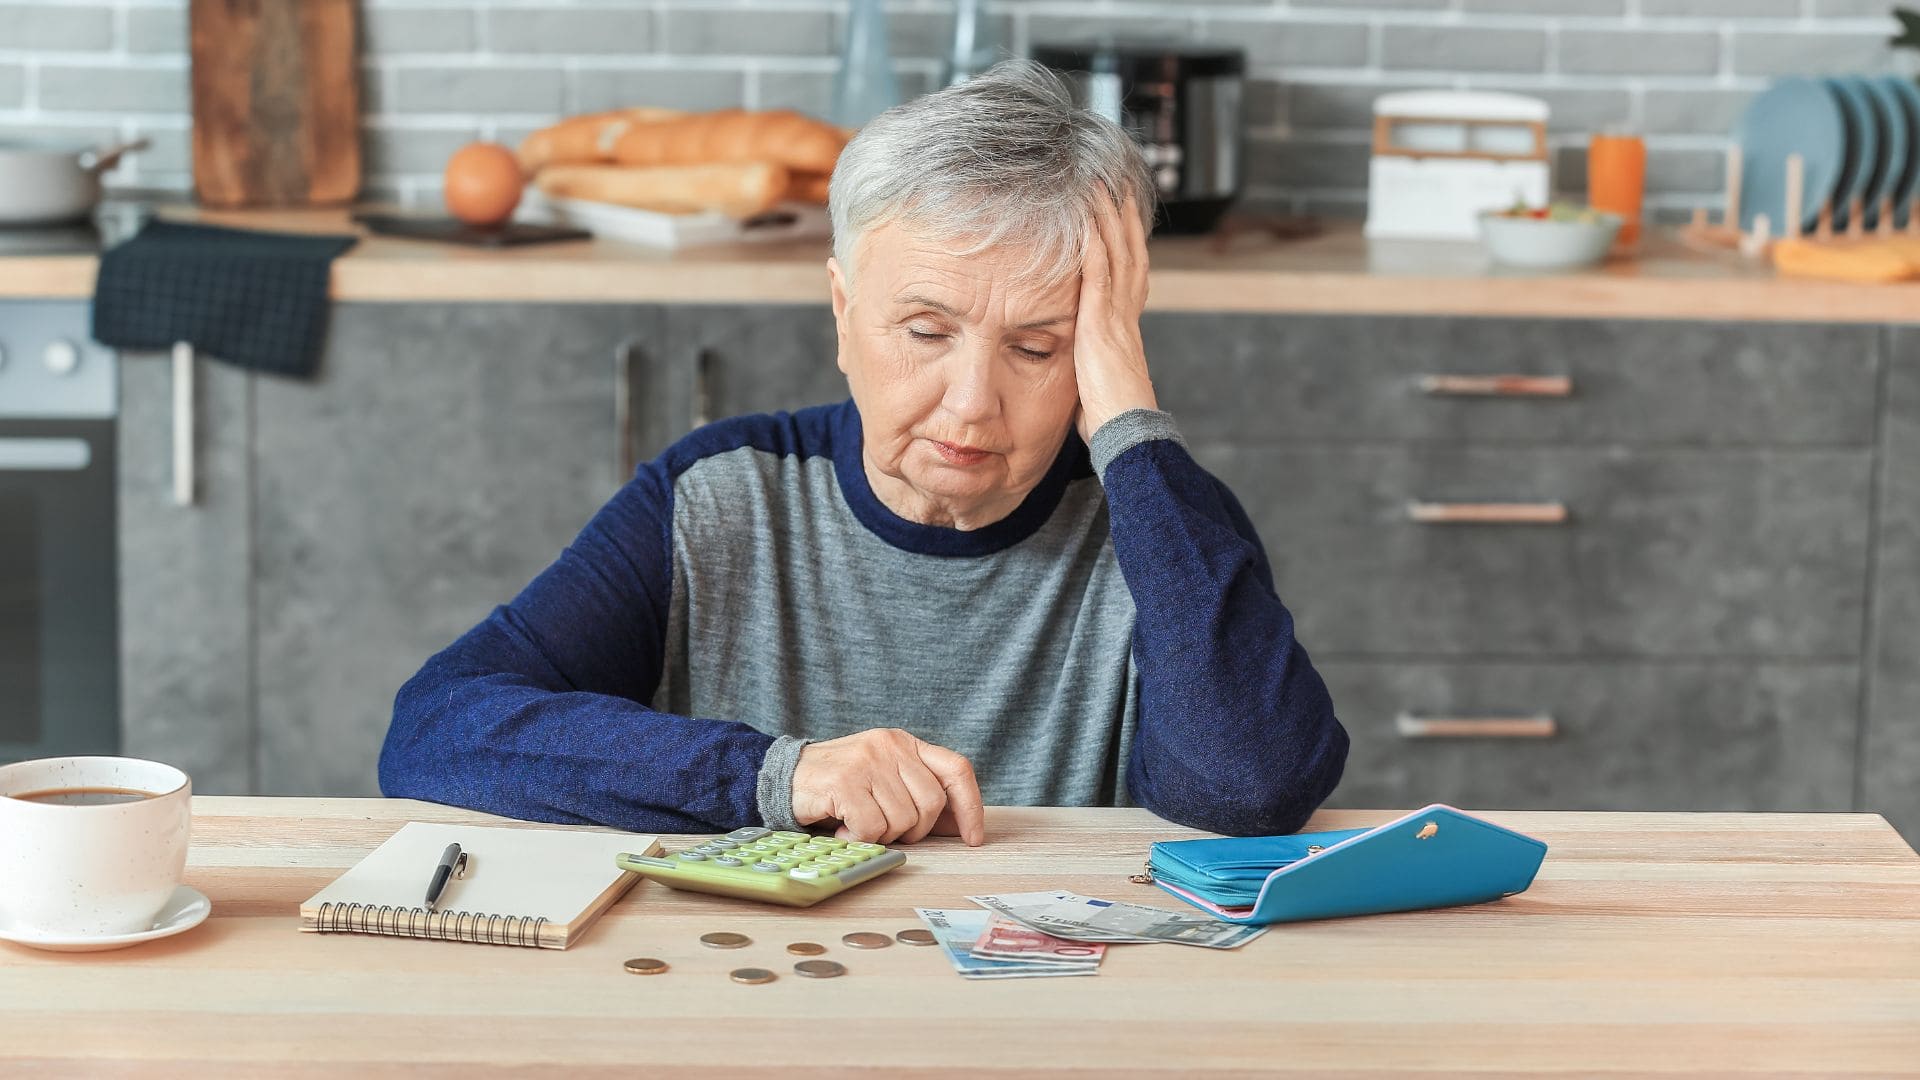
[378,458,778,833]
[1091,409,1350,837]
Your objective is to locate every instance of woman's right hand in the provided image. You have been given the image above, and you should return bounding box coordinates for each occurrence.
[789,728,986,846]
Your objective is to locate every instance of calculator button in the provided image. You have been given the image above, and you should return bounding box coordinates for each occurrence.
[694,843,727,855]
[772,832,808,842]
[751,862,783,873]
[710,840,740,850]
[727,828,771,841]
[712,856,744,867]
[789,867,822,879]
[676,851,708,862]
[846,842,884,853]
[773,856,801,868]
[838,851,870,864]
[821,856,854,870]
[812,837,848,849]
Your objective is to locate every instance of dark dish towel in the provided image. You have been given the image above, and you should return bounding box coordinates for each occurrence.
[90,220,358,378]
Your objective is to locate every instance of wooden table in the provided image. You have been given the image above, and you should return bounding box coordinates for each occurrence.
[2,798,1917,1077]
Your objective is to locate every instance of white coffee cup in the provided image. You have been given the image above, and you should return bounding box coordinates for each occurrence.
[0,756,193,936]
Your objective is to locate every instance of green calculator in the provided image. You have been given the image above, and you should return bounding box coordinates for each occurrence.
[615,827,907,908]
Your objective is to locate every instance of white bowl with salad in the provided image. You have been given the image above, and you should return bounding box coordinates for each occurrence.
[1478,201,1623,269]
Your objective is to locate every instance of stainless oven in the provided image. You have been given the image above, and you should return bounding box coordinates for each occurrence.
[0,300,118,762]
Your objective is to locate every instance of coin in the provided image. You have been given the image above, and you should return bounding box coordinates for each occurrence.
[841,932,892,950]
[794,959,846,979]
[786,942,827,956]
[622,957,669,975]
[700,932,751,949]
[729,967,777,985]
[894,929,936,947]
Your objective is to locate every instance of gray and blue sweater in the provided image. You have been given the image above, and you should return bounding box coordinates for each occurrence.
[379,400,1348,837]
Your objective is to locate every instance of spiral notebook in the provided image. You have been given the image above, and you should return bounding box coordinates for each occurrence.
[299,822,661,950]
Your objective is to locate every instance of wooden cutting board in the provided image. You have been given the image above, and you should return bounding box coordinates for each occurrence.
[190,0,361,208]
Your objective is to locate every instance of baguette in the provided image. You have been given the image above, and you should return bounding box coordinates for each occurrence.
[517,107,688,174]
[612,108,846,175]
[535,161,793,219]
[787,170,832,206]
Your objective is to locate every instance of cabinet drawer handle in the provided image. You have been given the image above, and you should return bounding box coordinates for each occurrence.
[614,338,642,480]
[172,341,195,508]
[692,348,715,430]
[1418,374,1572,397]
[1407,501,1567,524]
[1395,713,1557,738]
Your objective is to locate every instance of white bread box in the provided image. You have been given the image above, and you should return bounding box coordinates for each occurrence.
[1364,90,1552,241]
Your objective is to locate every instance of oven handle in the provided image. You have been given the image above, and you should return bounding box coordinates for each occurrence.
[0,437,91,471]
[173,342,194,507]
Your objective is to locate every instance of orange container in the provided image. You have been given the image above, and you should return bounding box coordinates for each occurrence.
[1588,131,1646,247]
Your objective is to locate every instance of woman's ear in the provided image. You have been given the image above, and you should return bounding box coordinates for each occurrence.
[826,256,852,376]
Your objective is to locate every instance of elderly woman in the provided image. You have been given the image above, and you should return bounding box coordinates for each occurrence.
[380,60,1348,845]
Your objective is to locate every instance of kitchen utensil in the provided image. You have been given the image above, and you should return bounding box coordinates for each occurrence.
[190,0,359,207]
[0,138,148,225]
[1734,77,1845,233]
[1034,44,1247,235]
[1477,208,1622,269]
[1826,76,1883,230]
[1864,76,1914,228]
[353,213,589,248]
[1364,90,1550,241]
[1880,75,1920,227]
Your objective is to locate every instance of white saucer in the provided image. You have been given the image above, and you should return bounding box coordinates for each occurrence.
[0,885,211,952]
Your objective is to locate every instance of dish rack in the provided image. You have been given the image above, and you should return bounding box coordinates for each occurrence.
[1682,147,1920,258]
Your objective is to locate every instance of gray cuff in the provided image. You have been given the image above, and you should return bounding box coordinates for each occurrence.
[754,734,811,831]
[1088,408,1186,479]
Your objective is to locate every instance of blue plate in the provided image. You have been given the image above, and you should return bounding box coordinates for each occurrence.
[1864,76,1914,228]
[1735,77,1846,233]
[1882,76,1920,227]
[1829,76,1885,228]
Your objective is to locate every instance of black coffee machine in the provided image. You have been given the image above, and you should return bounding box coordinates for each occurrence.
[1032,43,1247,235]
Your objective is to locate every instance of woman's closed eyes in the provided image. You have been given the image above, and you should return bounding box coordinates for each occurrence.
[906,328,1053,360]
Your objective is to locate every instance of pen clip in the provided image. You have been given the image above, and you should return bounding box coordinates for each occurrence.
[454,851,470,879]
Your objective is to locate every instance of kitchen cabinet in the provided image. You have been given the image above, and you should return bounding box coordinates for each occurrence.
[1196,444,1872,659]
[118,304,658,796]
[118,350,255,794]
[1866,326,1920,845]
[632,304,844,459]
[1317,660,1860,812]
[1144,315,1880,448]
[249,304,658,795]
[110,302,1918,847]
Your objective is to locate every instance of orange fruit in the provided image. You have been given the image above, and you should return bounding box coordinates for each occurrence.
[443,142,524,227]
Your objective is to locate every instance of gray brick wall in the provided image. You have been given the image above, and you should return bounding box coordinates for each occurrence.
[0,0,1912,222]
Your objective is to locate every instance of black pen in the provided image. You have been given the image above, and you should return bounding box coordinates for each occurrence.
[425,842,466,912]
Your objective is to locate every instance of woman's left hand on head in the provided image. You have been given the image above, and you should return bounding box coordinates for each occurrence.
[1072,184,1157,444]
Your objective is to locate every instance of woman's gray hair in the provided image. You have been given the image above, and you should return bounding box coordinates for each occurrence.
[828,57,1155,299]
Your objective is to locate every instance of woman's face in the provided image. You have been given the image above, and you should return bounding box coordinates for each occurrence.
[827,219,1081,530]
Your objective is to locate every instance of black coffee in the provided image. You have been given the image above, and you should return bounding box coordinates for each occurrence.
[10,786,159,805]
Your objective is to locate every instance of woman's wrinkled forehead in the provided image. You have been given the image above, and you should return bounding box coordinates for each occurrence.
[854,218,1079,314]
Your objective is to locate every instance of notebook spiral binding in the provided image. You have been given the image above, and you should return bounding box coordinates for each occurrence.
[315,901,550,947]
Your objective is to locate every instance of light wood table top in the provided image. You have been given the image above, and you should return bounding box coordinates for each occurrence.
[5,204,1919,322]
[2,797,1917,1077]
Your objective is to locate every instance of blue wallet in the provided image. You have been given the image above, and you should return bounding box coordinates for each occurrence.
[1147,804,1547,925]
